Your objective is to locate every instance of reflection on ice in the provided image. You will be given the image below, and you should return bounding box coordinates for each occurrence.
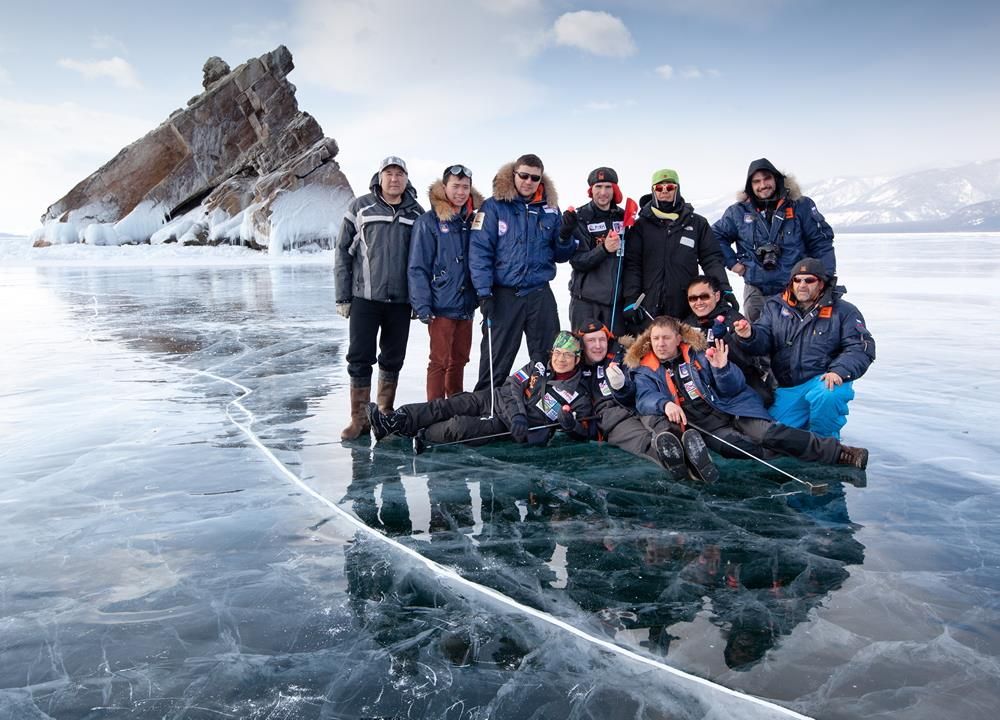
[2,235,999,719]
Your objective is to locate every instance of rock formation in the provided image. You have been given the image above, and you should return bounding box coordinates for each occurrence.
[32,45,354,253]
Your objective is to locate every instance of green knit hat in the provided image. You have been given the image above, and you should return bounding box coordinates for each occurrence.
[650,168,679,186]
[552,330,581,355]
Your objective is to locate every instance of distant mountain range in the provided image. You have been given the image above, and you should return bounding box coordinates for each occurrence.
[697,159,1000,232]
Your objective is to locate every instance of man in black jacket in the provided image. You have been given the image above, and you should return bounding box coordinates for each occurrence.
[622,168,734,331]
[565,167,626,331]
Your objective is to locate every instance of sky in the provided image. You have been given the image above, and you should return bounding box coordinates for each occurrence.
[1,0,999,235]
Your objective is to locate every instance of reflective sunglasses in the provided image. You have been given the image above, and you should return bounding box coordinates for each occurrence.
[445,164,472,180]
[516,171,542,182]
[653,183,677,192]
[792,276,819,285]
[687,292,714,302]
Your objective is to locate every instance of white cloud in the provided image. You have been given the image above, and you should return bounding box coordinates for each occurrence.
[552,11,636,58]
[0,98,153,233]
[57,56,142,90]
[656,64,674,80]
[680,66,703,80]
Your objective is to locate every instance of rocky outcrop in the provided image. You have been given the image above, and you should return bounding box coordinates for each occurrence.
[33,46,354,252]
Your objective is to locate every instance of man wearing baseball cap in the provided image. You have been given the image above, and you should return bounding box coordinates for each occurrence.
[733,258,875,439]
[335,155,425,440]
[564,166,627,330]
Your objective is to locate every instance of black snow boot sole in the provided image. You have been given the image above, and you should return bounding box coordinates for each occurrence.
[682,430,720,483]
[654,432,688,481]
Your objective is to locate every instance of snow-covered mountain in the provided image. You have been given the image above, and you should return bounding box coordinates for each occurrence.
[695,159,1000,232]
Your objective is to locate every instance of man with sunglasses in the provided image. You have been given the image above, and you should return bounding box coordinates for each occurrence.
[621,168,733,331]
[469,153,574,390]
[713,158,836,322]
[408,165,483,401]
[733,258,875,439]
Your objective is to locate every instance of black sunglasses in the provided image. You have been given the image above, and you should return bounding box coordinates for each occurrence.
[792,276,819,285]
[687,292,714,302]
[516,171,542,182]
[445,164,472,180]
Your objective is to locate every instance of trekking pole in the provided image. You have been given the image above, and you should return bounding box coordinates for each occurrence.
[686,421,828,495]
[484,317,496,419]
[413,415,599,455]
[623,292,654,322]
[609,198,639,336]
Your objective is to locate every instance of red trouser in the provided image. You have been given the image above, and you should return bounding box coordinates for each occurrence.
[426,317,473,400]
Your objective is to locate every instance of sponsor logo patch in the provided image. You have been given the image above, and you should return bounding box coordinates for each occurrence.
[680,236,696,248]
[537,392,561,420]
[587,222,608,233]
[612,221,624,233]
[683,380,699,397]
[744,213,755,223]
[599,380,612,396]
[439,223,450,233]
[543,206,558,214]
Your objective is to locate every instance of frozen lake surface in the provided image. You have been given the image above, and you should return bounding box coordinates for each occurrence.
[2,234,999,719]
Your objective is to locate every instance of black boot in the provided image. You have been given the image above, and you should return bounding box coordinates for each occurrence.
[367,403,406,441]
[837,445,869,470]
[682,429,720,483]
[653,432,687,480]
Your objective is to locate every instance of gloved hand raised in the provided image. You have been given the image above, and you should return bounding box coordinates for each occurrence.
[558,405,576,431]
[560,208,577,239]
[606,362,626,390]
[509,414,529,443]
[337,303,351,319]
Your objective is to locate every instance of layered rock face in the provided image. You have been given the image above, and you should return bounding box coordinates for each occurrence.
[33,46,353,253]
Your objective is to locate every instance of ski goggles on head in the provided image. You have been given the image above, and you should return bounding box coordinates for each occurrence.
[444,164,472,181]
[653,183,677,192]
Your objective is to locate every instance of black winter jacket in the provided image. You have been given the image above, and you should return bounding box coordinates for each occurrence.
[568,202,626,307]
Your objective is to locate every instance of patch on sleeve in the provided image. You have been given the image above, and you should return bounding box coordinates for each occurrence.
[513,368,529,384]
[498,220,508,236]
[471,212,485,231]
[811,205,821,217]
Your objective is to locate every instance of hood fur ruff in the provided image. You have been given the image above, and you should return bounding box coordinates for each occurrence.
[491,161,559,207]
[623,322,707,369]
[736,173,802,203]
[427,180,485,221]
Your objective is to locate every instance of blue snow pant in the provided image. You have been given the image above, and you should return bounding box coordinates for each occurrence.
[769,376,855,440]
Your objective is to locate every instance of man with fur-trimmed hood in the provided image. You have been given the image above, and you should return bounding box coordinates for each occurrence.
[469,153,574,390]
[408,165,484,401]
[624,315,870,480]
[713,158,836,321]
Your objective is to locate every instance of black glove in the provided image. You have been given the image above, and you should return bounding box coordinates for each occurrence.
[558,407,576,431]
[419,315,432,325]
[479,295,494,321]
[509,415,529,443]
[559,209,577,239]
[721,291,740,312]
[627,305,647,326]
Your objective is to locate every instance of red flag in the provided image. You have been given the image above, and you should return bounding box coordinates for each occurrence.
[623,197,639,229]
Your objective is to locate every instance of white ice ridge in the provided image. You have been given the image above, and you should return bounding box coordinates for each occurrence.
[170,360,813,720]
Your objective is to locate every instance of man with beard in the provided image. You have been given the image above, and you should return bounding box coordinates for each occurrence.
[714,158,835,321]
[565,167,626,331]
[733,258,875,440]
[622,168,734,331]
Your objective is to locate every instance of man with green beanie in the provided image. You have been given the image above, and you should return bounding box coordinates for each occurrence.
[622,168,734,331]
[367,330,594,448]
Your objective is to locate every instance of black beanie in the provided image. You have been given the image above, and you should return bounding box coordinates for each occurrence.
[587,167,619,186]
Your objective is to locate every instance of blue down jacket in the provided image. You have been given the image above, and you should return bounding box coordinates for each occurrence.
[407,180,484,320]
[738,284,875,387]
[469,162,574,297]
[713,160,835,296]
[624,323,771,421]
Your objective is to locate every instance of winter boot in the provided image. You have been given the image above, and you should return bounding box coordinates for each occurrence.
[682,429,720,483]
[837,445,869,470]
[653,432,687,481]
[376,372,399,414]
[341,385,371,441]
[367,402,407,442]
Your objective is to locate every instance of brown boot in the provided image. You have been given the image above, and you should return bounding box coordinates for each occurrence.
[376,373,399,415]
[837,445,869,470]
[341,385,371,441]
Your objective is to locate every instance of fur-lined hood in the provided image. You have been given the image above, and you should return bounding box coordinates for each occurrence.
[623,322,707,369]
[427,180,485,222]
[736,173,802,203]
[491,161,559,207]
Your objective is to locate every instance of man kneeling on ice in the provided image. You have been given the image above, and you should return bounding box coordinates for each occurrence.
[624,315,869,482]
[367,331,593,448]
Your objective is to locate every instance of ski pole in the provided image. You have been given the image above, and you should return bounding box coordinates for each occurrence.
[686,421,828,495]
[413,415,599,455]
[623,292,654,322]
[609,197,639,336]
[484,317,495,419]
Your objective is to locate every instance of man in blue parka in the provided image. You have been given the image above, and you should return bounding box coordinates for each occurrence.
[408,164,482,401]
[469,153,574,390]
[733,258,875,440]
[713,158,836,321]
